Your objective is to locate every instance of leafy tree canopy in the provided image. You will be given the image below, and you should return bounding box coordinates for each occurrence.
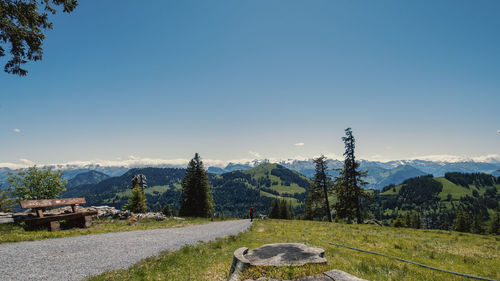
[7,166,66,201]
[0,186,15,212]
[0,0,78,76]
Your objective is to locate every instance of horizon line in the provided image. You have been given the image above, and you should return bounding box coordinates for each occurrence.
[1,153,499,170]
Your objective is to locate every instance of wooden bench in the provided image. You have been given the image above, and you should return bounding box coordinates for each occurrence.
[20,198,97,231]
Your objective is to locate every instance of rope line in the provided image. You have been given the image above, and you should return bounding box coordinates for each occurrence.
[302,228,498,281]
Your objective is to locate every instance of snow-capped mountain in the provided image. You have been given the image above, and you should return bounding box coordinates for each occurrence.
[1,156,499,190]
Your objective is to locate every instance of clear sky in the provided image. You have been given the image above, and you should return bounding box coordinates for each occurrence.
[1,0,499,166]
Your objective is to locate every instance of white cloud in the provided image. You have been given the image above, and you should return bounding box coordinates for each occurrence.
[13,128,21,133]
[248,151,261,158]
[19,159,36,165]
[294,142,305,147]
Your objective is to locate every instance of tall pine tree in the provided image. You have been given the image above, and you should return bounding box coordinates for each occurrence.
[489,208,500,235]
[305,155,333,221]
[179,153,214,217]
[269,198,294,219]
[334,128,368,223]
[269,199,280,219]
[454,209,470,232]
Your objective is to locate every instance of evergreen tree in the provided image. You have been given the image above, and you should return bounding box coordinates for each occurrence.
[411,212,421,229]
[305,155,332,221]
[489,209,500,235]
[334,128,368,223]
[287,201,295,219]
[471,215,484,234]
[162,204,172,216]
[304,187,316,220]
[280,199,289,219]
[404,211,412,227]
[454,209,470,232]
[269,198,280,219]
[124,185,147,213]
[178,153,214,217]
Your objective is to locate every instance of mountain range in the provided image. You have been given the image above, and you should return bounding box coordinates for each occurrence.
[1,158,500,191]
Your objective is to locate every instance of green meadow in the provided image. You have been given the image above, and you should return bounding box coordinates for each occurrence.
[88,219,500,281]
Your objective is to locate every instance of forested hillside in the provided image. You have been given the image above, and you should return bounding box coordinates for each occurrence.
[367,173,500,232]
[63,164,500,232]
[64,163,310,218]
[66,170,110,188]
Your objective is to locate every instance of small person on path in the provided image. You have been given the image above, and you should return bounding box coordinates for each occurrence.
[249,206,254,222]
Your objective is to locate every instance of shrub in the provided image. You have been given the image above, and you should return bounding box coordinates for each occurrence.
[0,187,15,212]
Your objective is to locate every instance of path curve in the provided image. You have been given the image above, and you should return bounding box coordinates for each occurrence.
[0,219,252,281]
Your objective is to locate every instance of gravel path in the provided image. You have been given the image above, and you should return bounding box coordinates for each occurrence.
[0,219,252,281]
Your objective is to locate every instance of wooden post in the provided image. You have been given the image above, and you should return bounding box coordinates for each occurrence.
[75,216,92,228]
[84,216,92,228]
[49,221,60,232]
[35,208,44,218]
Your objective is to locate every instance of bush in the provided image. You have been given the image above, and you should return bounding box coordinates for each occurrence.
[392,216,405,227]
[0,187,15,212]
[162,204,172,216]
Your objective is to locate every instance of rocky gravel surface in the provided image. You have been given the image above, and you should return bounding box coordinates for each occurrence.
[0,219,251,281]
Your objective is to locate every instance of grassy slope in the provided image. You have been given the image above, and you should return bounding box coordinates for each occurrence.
[381,177,500,200]
[0,218,212,244]
[87,220,500,281]
[243,163,308,195]
[259,191,300,207]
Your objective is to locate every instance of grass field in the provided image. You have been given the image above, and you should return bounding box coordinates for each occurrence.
[0,217,212,244]
[259,191,300,207]
[381,177,500,200]
[114,184,182,198]
[87,219,500,281]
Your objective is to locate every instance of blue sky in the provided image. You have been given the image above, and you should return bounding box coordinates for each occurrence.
[1,0,499,166]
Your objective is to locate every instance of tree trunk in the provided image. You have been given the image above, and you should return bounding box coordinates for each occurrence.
[322,166,332,222]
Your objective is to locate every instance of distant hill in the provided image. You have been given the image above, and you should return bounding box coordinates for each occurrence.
[66,170,110,188]
[64,167,186,208]
[64,163,310,217]
[373,165,427,189]
[371,173,500,229]
[0,167,13,190]
[0,165,129,190]
[279,160,428,190]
